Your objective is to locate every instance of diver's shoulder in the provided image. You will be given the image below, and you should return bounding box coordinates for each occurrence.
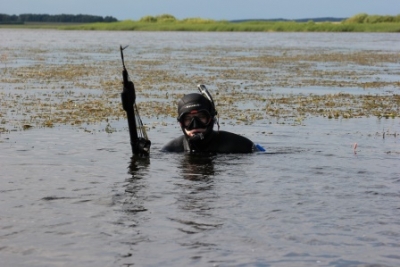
[162,135,185,152]
[217,130,252,141]
[213,130,255,153]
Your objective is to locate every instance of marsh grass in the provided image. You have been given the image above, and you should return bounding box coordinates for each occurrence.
[2,13,400,32]
[59,20,400,32]
[56,13,400,32]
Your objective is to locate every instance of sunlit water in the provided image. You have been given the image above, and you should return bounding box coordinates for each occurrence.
[1,30,400,267]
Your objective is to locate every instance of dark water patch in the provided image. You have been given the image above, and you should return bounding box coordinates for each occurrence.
[384,255,400,260]
[124,208,148,214]
[0,188,22,193]
[40,196,74,201]
[72,199,92,204]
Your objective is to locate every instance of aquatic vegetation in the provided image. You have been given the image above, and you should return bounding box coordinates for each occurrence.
[0,53,8,67]
[0,39,399,132]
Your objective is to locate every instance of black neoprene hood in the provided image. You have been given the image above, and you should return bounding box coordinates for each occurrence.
[177,93,214,120]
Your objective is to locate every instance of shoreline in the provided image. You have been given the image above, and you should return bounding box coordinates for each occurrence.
[1,21,399,32]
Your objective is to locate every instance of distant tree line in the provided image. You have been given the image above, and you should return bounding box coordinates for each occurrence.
[0,13,118,24]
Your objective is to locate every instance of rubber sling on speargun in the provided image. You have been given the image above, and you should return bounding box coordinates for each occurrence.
[120,45,151,157]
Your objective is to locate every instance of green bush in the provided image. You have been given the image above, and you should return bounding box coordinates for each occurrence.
[156,14,177,22]
[181,17,216,24]
[344,13,400,24]
[344,13,369,23]
[139,16,157,23]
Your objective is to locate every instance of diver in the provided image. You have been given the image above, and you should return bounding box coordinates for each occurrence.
[162,85,263,154]
[120,46,263,156]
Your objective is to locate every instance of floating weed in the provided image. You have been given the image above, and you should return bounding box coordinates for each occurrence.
[1,47,399,131]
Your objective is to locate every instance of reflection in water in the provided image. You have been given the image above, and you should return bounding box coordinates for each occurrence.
[179,154,216,181]
[113,156,151,245]
[127,156,151,177]
[177,154,218,216]
[113,157,152,266]
[116,154,223,264]
[123,157,150,213]
[173,154,223,253]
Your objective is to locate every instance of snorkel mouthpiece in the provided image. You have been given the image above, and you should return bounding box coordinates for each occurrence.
[191,132,204,141]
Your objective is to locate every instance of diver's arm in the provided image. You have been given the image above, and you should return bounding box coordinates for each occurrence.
[252,143,266,152]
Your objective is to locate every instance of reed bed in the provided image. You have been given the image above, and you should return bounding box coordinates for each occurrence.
[59,13,400,32]
[3,13,400,32]
[60,20,400,32]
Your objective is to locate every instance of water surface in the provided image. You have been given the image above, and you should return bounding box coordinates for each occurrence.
[1,30,400,267]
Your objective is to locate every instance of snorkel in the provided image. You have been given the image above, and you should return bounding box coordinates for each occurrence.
[177,85,219,146]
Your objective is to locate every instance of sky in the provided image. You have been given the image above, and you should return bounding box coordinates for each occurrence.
[1,0,399,21]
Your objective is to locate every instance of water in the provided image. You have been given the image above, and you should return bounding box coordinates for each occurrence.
[1,30,400,267]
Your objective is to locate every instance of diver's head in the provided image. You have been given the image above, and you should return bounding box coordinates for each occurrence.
[177,93,216,141]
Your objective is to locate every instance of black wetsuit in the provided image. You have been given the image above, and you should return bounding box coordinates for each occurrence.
[162,130,256,153]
